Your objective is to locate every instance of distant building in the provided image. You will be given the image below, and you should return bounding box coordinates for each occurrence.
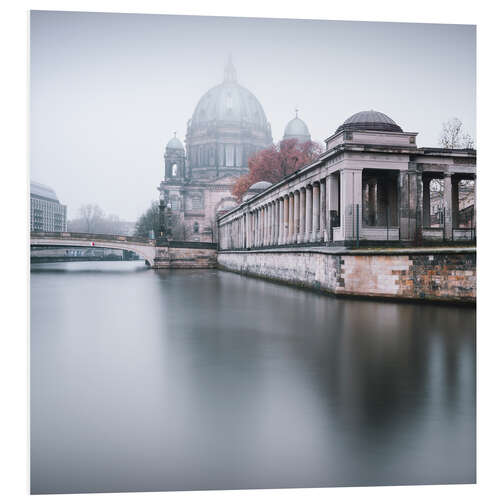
[30,181,67,232]
[158,57,311,242]
[283,110,311,143]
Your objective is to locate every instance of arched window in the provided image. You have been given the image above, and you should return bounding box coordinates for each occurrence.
[193,222,199,233]
[171,163,178,176]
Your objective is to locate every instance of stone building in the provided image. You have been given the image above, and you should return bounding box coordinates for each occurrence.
[30,181,67,232]
[158,57,274,242]
[218,110,476,249]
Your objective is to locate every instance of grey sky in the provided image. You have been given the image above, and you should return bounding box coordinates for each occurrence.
[30,11,476,221]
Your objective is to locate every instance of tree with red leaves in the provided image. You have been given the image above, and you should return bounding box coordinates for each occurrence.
[232,138,323,201]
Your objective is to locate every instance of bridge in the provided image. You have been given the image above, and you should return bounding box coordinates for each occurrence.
[30,232,218,268]
[30,232,157,266]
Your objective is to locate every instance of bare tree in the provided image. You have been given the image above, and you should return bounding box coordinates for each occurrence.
[439,118,475,149]
[77,204,105,232]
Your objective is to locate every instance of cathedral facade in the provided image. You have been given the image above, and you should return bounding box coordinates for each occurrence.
[158,57,310,242]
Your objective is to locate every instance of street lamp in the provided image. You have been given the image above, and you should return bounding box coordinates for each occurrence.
[166,201,173,240]
[158,191,166,243]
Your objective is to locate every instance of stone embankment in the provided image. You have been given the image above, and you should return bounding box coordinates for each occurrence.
[217,246,476,303]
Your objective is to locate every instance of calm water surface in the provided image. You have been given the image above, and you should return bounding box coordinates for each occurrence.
[30,261,475,494]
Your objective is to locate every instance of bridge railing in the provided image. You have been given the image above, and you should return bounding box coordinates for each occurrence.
[30,231,155,245]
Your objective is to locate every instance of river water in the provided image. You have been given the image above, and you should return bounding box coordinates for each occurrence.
[30,261,475,494]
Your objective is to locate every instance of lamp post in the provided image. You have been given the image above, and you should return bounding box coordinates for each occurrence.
[166,201,173,240]
[158,191,166,243]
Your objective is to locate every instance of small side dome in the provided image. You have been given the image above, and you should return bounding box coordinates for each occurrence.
[166,134,184,150]
[336,110,403,133]
[248,181,272,191]
[243,181,273,201]
[283,111,311,143]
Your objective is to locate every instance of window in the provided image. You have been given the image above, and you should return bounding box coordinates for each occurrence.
[225,145,234,167]
[191,196,202,210]
[171,197,180,210]
[171,163,178,176]
[193,222,199,233]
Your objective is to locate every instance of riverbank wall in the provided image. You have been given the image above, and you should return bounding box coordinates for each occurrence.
[154,242,217,269]
[217,247,476,303]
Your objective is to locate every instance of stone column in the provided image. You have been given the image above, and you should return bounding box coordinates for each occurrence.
[267,203,272,246]
[283,196,289,244]
[271,201,275,245]
[320,179,326,241]
[452,176,460,229]
[266,205,270,246]
[340,169,363,243]
[472,176,476,230]
[293,191,300,243]
[300,187,306,243]
[423,177,431,227]
[326,173,339,242]
[398,167,420,241]
[443,173,453,240]
[288,193,294,243]
[254,211,258,247]
[279,198,285,245]
[312,183,320,242]
[258,209,262,247]
[251,211,255,248]
[305,185,313,242]
[263,206,267,246]
[262,207,266,246]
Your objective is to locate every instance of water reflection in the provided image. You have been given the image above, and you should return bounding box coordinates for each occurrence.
[30,261,475,493]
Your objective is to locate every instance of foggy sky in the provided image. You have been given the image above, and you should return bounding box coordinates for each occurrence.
[30,11,476,221]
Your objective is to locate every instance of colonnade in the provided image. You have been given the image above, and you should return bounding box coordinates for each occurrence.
[219,174,340,250]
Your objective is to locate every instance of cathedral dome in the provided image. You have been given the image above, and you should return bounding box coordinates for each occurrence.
[190,58,269,129]
[166,134,184,150]
[336,110,403,133]
[283,112,311,143]
[185,57,273,181]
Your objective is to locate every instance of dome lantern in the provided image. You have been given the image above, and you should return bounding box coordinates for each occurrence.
[224,54,237,83]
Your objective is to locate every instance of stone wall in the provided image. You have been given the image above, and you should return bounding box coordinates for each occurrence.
[217,249,476,303]
[154,246,217,269]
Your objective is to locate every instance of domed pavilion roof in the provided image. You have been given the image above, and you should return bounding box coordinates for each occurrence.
[283,111,311,143]
[248,181,272,191]
[190,57,270,130]
[242,181,273,201]
[336,110,403,134]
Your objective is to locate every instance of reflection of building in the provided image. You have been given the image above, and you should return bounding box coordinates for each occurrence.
[158,57,311,242]
[30,181,67,232]
[219,109,476,249]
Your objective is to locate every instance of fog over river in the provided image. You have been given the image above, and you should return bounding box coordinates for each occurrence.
[30,261,475,494]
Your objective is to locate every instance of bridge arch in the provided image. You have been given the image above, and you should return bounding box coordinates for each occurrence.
[30,232,157,266]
